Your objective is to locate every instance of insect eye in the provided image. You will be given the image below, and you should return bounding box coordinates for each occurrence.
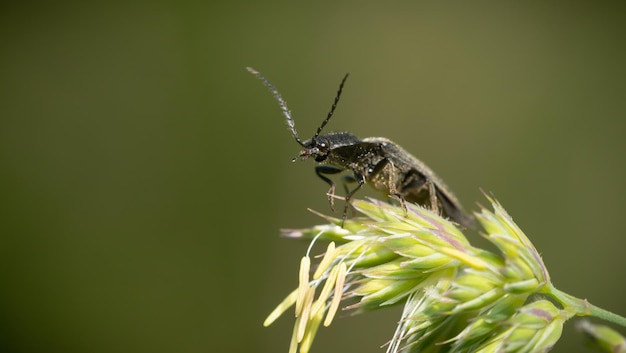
[319,142,332,155]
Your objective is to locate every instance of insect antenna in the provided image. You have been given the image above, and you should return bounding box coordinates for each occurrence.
[313,73,350,139]
[246,67,305,147]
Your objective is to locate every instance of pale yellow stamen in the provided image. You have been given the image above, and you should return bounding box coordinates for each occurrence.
[311,264,340,315]
[264,288,298,327]
[299,310,324,353]
[324,262,347,327]
[288,315,300,353]
[297,286,316,342]
[313,241,336,280]
[295,256,311,317]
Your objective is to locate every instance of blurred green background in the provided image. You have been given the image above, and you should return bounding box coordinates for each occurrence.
[1,1,625,352]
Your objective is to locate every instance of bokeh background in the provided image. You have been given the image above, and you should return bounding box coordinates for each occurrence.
[1,1,625,353]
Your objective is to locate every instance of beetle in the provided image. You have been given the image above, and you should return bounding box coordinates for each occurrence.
[247,67,474,228]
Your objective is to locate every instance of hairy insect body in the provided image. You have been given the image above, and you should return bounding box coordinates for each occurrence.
[314,135,473,228]
[247,67,474,228]
[363,138,473,228]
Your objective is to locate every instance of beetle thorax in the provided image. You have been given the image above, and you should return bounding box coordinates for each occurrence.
[296,132,361,163]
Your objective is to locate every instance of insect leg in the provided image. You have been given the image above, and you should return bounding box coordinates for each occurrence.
[369,158,408,214]
[341,175,357,194]
[400,170,441,214]
[426,180,440,214]
[337,175,359,222]
[342,171,365,222]
[315,165,344,212]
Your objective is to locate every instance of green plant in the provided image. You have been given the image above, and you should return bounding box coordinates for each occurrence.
[264,196,626,353]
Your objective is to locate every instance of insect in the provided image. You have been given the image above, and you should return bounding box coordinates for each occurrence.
[247,67,474,228]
